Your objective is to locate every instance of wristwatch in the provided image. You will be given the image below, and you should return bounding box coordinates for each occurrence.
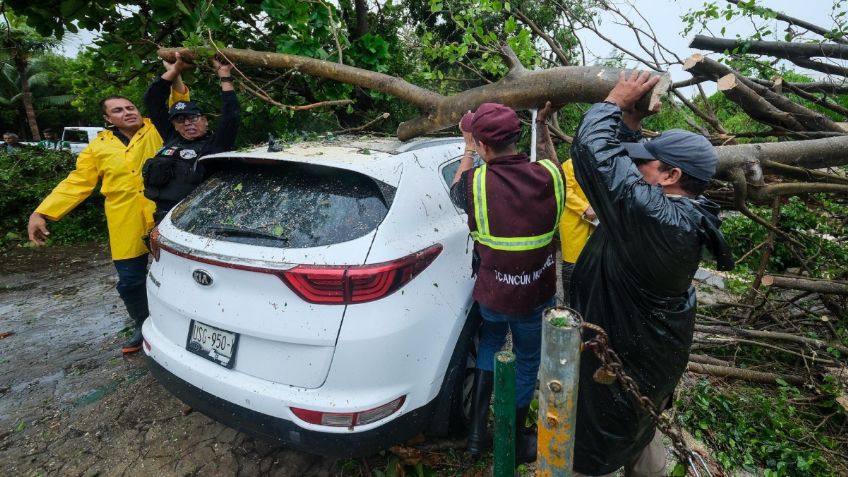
[219,76,234,83]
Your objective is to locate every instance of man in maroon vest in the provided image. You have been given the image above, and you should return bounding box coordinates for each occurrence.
[450,103,565,464]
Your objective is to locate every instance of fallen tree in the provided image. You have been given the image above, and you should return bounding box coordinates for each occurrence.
[689,35,848,77]
[158,46,670,141]
[157,46,848,210]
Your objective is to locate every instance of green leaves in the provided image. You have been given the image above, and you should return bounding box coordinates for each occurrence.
[679,381,835,476]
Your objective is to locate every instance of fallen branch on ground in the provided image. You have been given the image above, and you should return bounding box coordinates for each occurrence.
[687,362,805,385]
[762,275,848,296]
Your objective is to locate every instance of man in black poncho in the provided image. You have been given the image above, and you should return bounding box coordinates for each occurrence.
[569,71,734,476]
[143,52,240,224]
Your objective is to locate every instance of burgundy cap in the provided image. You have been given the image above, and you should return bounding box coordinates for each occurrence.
[460,111,475,132]
[470,103,520,144]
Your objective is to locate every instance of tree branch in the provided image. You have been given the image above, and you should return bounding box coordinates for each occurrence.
[725,0,848,44]
[514,9,571,65]
[159,46,670,141]
[687,362,805,385]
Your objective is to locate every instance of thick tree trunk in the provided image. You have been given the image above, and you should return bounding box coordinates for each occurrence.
[158,46,670,140]
[16,59,40,141]
[762,275,848,296]
[715,135,848,178]
[683,54,844,132]
[689,35,848,77]
[690,35,848,59]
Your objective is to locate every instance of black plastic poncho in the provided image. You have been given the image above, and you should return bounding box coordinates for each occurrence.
[569,102,733,474]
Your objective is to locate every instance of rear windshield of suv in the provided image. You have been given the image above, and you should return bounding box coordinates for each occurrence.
[170,162,395,248]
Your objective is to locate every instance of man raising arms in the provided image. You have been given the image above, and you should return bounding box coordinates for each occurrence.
[27,67,189,354]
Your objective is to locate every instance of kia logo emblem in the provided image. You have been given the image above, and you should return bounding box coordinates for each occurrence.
[192,269,213,286]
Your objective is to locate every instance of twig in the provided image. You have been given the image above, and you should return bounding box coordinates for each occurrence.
[695,336,837,365]
[735,240,768,265]
[746,197,781,305]
[694,323,848,356]
[334,112,390,134]
[289,99,354,111]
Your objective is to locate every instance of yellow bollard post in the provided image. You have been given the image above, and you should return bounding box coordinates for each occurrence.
[536,306,582,476]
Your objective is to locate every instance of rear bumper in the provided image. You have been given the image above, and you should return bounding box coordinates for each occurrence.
[146,357,436,457]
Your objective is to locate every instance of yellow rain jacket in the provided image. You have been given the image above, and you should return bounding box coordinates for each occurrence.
[559,159,594,263]
[35,89,189,260]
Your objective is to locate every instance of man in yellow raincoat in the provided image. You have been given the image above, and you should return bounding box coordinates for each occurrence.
[559,159,595,304]
[27,61,191,354]
[534,103,595,304]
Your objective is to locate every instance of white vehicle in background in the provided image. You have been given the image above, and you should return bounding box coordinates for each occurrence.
[143,136,482,456]
[61,126,103,154]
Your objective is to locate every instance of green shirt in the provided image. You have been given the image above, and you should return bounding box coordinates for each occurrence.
[37,139,71,151]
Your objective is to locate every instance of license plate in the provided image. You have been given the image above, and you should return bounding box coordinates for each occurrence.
[186,320,239,368]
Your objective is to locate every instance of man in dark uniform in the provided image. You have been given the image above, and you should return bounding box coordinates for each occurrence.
[569,71,734,476]
[450,103,565,464]
[142,53,241,224]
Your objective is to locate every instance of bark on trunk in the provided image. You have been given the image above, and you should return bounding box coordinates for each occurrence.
[715,135,848,178]
[683,54,843,132]
[690,35,848,59]
[689,35,848,77]
[762,275,848,296]
[686,362,805,385]
[158,46,670,141]
[16,59,40,141]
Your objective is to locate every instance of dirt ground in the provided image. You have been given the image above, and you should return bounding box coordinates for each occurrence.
[0,243,340,477]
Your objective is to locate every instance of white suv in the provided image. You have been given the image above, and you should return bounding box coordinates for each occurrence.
[143,136,480,456]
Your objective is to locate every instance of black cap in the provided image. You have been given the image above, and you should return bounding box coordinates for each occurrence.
[168,101,204,120]
[622,129,718,182]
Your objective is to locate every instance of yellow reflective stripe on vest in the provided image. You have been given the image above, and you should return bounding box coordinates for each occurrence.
[472,164,490,235]
[471,159,565,252]
[537,159,565,227]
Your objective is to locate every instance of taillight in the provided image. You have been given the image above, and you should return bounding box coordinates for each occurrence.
[291,396,405,428]
[149,227,161,261]
[281,244,442,305]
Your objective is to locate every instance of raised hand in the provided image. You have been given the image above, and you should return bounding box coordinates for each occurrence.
[604,70,660,114]
[212,56,234,78]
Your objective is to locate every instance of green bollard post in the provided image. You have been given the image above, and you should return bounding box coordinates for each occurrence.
[493,350,516,477]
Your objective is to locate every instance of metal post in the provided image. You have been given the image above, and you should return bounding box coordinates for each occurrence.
[537,306,582,476]
[493,350,516,477]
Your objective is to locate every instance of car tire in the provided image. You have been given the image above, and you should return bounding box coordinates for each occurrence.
[449,304,482,435]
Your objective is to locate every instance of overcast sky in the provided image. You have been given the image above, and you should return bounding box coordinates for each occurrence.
[59,0,844,93]
[577,0,843,93]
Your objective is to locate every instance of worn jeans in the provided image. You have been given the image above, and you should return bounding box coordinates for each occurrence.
[477,296,555,407]
[113,254,149,321]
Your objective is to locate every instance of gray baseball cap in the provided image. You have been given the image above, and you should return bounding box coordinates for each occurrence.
[622,129,718,182]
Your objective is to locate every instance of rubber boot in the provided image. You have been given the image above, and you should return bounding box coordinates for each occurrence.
[119,287,149,354]
[515,406,537,465]
[466,369,494,457]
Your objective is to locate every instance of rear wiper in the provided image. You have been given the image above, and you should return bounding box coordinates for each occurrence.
[205,223,289,242]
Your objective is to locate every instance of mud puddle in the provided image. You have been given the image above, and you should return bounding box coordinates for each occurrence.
[0,243,338,476]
